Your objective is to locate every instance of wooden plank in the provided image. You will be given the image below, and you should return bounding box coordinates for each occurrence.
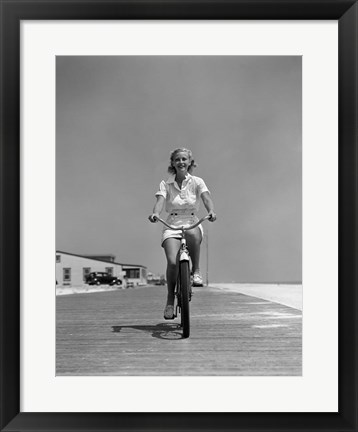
[56,285,302,375]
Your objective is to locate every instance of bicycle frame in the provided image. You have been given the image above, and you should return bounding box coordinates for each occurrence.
[177,227,190,263]
[153,214,210,316]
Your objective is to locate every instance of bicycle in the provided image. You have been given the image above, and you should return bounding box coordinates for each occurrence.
[150,214,210,338]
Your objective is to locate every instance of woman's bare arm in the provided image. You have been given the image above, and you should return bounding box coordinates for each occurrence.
[201,192,217,221]
[149,195,165,222]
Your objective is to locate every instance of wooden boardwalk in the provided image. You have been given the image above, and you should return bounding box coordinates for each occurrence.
[56,285,302,376]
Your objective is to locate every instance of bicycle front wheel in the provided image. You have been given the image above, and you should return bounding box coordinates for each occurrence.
[179,260,190,338]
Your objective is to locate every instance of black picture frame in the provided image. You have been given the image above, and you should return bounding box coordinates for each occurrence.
[1,1,357,431]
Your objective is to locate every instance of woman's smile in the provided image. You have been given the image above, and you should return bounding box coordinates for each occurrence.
[173,152,190,174]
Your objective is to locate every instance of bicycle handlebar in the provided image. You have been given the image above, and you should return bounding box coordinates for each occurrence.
[152,214,211,231]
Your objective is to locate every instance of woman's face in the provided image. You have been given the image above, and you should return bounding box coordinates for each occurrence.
[172,151,191,175]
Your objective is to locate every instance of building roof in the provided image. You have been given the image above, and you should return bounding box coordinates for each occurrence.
[122,264,148,269]
[56,250,146,268]
[84,254,116,259]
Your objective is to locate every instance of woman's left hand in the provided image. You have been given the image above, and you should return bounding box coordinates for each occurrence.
[208,211,217,222]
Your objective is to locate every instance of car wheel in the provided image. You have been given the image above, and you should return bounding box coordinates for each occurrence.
[116,280,122,286]
[96,281,101,285]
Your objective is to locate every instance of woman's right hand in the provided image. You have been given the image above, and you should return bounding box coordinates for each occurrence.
[148,213,159,223]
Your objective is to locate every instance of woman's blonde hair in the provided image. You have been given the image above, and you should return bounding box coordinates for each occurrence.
[168,148,198,175]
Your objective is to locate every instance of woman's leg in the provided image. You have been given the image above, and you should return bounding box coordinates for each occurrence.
[163,238,181,306]
[185,227,202,274]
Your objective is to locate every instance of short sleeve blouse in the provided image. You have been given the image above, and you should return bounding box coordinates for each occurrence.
[155,174,210,213]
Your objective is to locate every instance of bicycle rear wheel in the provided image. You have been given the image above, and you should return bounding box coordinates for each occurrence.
[179,260,190,338]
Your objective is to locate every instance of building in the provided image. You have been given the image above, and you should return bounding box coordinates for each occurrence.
[56,251,147,287]
[83,254,116,263]
[122,264,148,286]
[56,251,125,286]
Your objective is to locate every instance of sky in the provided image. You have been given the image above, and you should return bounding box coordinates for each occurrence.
[56,56,301,283]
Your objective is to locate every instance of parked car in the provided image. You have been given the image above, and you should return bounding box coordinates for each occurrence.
[154,279,166,285]
[85,272,122,286]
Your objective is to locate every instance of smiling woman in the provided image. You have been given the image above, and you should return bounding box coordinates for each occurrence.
[149,148,216,319]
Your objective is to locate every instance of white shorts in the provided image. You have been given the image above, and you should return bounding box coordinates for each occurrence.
[161,211,203,247]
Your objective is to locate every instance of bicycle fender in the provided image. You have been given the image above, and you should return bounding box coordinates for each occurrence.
[180,251,190,261]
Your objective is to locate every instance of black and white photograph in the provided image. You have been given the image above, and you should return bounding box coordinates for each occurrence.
[2,1,357,429]
[56,55,302,376]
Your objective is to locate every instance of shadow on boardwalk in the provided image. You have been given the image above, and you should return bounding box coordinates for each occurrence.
[112,322,183,340]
